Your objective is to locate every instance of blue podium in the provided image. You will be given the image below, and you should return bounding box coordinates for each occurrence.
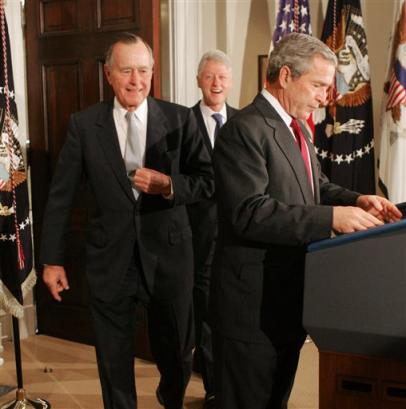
[304,215,406,409]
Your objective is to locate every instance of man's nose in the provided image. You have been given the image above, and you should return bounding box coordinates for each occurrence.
[317,88,328,105]
[130,69,140,83]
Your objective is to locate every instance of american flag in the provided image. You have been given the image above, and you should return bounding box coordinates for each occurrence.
[0,6,36,317]
[270,0,314,134]
[314,0,375,194]
[378,0,406,202]
[386,61,406,111]
[272,0,312,44]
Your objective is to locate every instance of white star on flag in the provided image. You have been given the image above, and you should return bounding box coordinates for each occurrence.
[335,155,343,164]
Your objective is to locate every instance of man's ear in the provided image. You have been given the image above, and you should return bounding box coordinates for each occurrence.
[279,65,292,89]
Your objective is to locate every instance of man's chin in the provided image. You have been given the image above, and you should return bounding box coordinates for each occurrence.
[124,97,145,109]
[302,110,315,120]
[208,97,225,105]
[295,113,310,121]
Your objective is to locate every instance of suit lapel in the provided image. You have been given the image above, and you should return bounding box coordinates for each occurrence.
[145,97,169,165]
[305,135,321,203]
[226,104,238,118]
[253,94,315,204]
[96,101,135,202]
[193,102,213,155]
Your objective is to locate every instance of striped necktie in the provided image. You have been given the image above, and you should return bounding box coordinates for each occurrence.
[212,113,224,140]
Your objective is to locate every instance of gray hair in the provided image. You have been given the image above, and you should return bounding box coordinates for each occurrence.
[266,33,337,83]
[105,32,154,68]
[197,49,232,76]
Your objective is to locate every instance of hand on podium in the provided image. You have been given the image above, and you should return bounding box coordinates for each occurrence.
[332,195,402,234]
[356,195,402,223]
[332,206,383,234]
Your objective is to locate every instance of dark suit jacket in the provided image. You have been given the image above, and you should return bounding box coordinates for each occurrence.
[187,102,238,270]
[211,93,360,346]
[40,97,214,302]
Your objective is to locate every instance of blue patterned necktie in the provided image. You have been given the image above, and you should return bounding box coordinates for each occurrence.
[124,111,142,199]
[212,113,224,140]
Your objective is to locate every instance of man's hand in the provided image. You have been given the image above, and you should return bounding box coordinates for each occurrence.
[133,168,172,196]
[356,195,402,223]
[43,265,70,302]
[0,179,6,189]
[332,206,384,234]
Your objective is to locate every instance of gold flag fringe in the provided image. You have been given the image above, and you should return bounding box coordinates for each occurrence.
[0,269,36,319]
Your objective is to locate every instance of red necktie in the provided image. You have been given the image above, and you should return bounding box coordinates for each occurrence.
[290,118,313,187]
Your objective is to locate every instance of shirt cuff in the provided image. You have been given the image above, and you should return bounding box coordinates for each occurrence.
[162,177,174,200]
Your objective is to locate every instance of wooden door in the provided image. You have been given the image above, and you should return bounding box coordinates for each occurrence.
[25,0,160,359]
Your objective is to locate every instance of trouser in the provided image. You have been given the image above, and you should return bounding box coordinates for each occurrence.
[193,261,214,396]
[213,330,305,409]
[89,257,194,409]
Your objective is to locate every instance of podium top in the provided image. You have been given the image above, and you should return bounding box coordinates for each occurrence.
[307,217,406,253]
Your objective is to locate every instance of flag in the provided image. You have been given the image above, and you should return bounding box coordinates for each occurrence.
[378,0,406,203]
[269,0,315,135]
[0,6,36,318]
[271,0,312,45]
[313,0,375,194]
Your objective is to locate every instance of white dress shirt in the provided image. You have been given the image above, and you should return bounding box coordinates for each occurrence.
[112,97,148,164]
[199,100,228,148]
[112,97,174,199]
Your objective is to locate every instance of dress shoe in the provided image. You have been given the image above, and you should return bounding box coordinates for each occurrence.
[192,354,201,374]
[156,387,164,406]
[156,387,186,409]
[203,394,216,409]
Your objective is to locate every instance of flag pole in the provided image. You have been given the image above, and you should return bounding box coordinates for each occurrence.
[0,318,50,409]
[0,1,50,407]
[0,316,50,409]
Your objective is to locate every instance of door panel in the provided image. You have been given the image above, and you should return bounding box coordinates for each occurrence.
[26,0,159,359]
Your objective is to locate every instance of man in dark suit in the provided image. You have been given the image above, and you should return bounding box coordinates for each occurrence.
[40,33,214,409]
[188,50,237,409]
[211,33,401,409]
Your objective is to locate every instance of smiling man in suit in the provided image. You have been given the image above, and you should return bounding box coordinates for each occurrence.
[188,50,237,409]
[40,33,214,409]
[211,33,401,409]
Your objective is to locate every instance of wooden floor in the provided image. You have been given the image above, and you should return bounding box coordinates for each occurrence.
[0,335,318,409]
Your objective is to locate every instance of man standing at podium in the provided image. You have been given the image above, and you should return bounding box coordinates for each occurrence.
[211,33,401,409]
